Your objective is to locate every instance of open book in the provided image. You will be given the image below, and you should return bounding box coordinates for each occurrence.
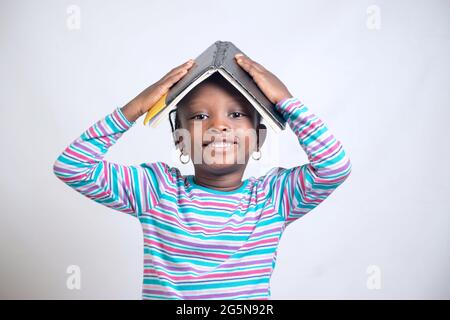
[143,40,287,132]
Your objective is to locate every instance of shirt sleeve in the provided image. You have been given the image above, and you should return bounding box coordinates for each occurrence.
[261,97,352,227]
[52,107,167,218]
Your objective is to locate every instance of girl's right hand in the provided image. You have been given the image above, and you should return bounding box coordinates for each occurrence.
[121,59,195,122]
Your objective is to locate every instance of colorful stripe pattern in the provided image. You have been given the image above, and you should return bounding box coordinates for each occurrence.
[53,97,351,299]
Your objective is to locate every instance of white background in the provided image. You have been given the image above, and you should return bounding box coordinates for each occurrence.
[1,0,449,299]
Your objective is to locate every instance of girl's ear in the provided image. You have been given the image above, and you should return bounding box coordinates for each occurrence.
[173,128,191,153]
[173,130,183,150]
[256,124,267,150]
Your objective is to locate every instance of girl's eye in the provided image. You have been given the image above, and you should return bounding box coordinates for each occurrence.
[230,112,245,118]
[192,114,208,120]
[190,112,246,120]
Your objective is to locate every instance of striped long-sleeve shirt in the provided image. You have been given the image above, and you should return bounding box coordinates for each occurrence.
[53,97,352,300]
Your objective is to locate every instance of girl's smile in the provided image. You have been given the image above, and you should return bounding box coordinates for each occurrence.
[204,141,237,152]
[202,135,239,151]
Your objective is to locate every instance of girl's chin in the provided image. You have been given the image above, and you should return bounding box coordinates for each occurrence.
[199,162,247,171]
[200,158,245,166]
[189,147,249,165]
[195,154,249,166]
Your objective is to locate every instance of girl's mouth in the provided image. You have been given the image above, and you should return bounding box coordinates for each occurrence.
[202,137,239,150]
[206,141,235,149]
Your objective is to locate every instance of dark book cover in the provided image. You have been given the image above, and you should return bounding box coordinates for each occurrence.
[149,41,287,132]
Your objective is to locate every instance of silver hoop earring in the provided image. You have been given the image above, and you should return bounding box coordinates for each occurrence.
[179,150,190,164]
[251,150,261,160]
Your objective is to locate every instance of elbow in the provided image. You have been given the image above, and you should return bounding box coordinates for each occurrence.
[53,154,74,183]
[338,154,352,183]
[326,153,352,185]
[53,153,98,185]
[53,156,65,181]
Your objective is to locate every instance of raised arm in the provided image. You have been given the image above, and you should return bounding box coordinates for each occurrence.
[233,53,351,227]
[264,97,352,226]
[53,58,195,217]
[52,105,162,217]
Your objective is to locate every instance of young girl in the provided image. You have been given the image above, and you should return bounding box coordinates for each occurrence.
[53,53,352,300]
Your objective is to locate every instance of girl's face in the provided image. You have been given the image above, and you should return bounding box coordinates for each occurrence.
[175,80,266,175]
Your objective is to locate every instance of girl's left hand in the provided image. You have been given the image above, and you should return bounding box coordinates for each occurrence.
[235,53,293,105]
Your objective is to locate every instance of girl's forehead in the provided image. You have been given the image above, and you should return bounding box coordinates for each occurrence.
[185,90,251,108]
[177,78,255,115]
[186,79,248,101]
[182,99,254,117]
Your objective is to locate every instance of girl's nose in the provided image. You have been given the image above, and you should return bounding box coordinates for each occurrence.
[209,116,231,132]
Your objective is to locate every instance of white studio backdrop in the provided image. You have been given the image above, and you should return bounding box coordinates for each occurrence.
[0,0,449,299]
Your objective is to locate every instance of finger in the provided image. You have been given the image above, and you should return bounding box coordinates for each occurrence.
[175,59,195,71]
[252,60,266,72]
[243,58,266,73]
[163,68,189,87]
[236,59,262,77]
[163,59,195,79]
[236,55,265,73]
[235,53,254,64]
